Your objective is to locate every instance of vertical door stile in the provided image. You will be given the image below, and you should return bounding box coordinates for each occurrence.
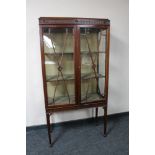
[105,26,110,103]
[78,26,81,104]
[39,26,48,110]
[74,26,77,104]
[74,26,81,105]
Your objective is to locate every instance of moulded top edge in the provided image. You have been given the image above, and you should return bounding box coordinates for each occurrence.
[39,17,110,25]
[39,17,110,20]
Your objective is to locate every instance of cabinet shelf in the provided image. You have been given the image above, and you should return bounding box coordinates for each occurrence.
[46,74,74,82]
[44,51,105,55]
[46,73,105,82]
[81,73,105,80]
[44,52,73,55]
[48,93,104,105]
[81,51,105,54]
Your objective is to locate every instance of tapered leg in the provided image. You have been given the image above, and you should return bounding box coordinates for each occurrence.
[104,107,107,137]
[95,107,98,125]
[46,113,52,145]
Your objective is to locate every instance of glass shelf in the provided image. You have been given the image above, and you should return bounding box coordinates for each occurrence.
[44,51,105,55]
[46,74,74,82]
[48,93,104,105]
[46,73,105,82]
[81,73,105,80]
[81,51,105,54]
[44,52,73,55]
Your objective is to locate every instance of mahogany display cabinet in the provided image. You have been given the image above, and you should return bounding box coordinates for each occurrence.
[39,17,110,145]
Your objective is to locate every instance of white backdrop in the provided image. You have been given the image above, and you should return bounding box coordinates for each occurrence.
[26,0,129,126]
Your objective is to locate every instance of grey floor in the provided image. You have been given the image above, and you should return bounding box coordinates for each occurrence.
[26,113,129,155]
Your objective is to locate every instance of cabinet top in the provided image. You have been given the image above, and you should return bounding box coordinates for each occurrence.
[39,17,110,26]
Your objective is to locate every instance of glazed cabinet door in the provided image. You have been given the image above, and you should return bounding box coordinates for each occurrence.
[41,27,76,106]
[80,27,107,103]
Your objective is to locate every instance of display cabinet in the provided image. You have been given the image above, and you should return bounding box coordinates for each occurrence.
[39,17,110,146]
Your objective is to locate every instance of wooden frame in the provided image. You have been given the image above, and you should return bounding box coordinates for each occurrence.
[39,17,110,146]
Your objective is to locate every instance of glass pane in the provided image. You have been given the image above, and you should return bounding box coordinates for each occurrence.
[80,28,106,103]
[43,27,75,105]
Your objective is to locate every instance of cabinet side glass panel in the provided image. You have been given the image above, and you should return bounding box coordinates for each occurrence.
[43,27,75,105]
[80,28,106,103]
